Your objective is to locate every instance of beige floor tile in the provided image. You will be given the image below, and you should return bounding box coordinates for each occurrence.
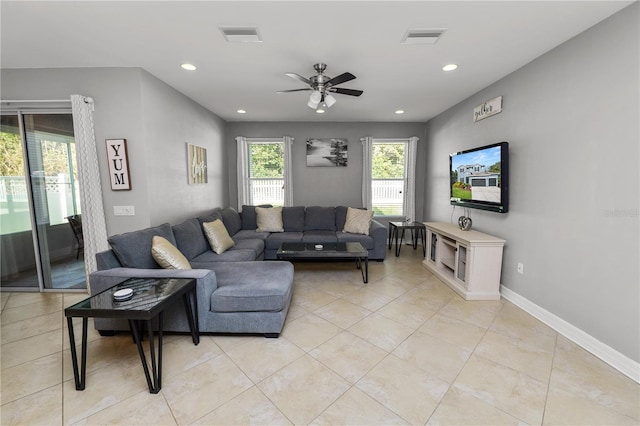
[313,298,372,329]
[258,355,350,425]
[427,386,523,425]
[1,352,63,405]
[543,386,639,425]
[62,334,140,382]
[475,329,554,383]
[3,292,62,310]
[193,386,292,426]
[393,331,472,383]
[161,354,253,425]
[340,287,395,311]
[74,388,177,425]
[349,313,414,352]
[356,354,450,425]
[1,311,62,344]
[377,297,436,329]
[397,280,455,312]
[281,313,341,352]
[290,285,337,311]
[301,278,364,298]
[453,355,547,425]
[418,313,487,352]
[62,353,151,424]
[1,328,62,369]
[311,386,409,425]
[158,335,223,380]
[0,384,62,426]
[286,301,309,321]
[364,275,420,299]
[490,302,557,348]
[549,336,640,421]
[309,331,387,384]
[227,335,304,382]
[439,296,504,329]
[1,299,63,325]
[210,333,259,353]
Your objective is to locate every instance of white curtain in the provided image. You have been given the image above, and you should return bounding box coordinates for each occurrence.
[361,136,373,209]
[236,136,250,210]
[70,94,109,291]
[283,136,294,206]
[403,136,419,222]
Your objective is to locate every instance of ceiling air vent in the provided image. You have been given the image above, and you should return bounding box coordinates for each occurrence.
[401,28,446,45]
[220,26,262,43]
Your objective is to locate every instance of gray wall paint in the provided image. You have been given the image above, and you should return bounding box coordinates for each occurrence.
[0,67,227,236]
[225,121,426,221]
[423,4,639,362]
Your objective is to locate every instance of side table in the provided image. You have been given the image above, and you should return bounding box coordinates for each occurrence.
[64,277,199,394]
[388,221,426,257]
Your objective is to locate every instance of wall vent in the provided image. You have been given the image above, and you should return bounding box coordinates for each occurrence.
[401,28,446,45]
[220,26,262,43]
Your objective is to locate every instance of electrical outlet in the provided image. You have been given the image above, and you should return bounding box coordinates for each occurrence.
[114,205,135,216]
[517,262,524,274]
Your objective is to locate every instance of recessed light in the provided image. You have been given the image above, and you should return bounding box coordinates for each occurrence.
[395,110,405,114]
[181,63,197,71]
[316,109,325,114]
[237,109,246,114]
[442,64,458,71]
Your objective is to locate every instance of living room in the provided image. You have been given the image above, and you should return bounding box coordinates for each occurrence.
[1,1,638,425]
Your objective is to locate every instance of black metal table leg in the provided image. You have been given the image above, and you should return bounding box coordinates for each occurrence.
[129,312,164,394]
[388,225,393,250]
[183,290,200,345]
[397,228,407,256]
[355,257,369,283]
[67,317,88,390]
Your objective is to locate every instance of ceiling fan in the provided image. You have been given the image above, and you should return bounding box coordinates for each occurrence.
[277,63,364,110]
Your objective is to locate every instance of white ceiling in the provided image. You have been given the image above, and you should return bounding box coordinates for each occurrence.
[1,1,632,122]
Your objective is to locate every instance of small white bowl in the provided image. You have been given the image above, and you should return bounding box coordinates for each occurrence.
[113,288,133,300]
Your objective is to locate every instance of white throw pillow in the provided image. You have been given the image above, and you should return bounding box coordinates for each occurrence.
[342,207,373,235]
[256,206,284,232]
[151,236,192,269]
[203,219,235,254]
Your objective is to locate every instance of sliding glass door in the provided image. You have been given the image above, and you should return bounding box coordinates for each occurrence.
[1,112,86,291]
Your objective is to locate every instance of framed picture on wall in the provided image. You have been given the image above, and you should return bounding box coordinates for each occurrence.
[105,139,131,190]
[187,143,208,184]
[306,138,348,167]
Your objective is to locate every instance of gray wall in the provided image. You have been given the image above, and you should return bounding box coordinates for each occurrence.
[423,4,639,362]
[225,121,426,222]
[0,68,228,236]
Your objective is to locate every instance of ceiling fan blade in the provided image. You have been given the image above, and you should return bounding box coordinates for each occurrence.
[326,72,356,87]
[277,88,312,93]
[330,87,364,97]
[285,73,312,85]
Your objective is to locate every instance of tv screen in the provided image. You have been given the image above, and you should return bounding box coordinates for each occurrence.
[449,141,509,213]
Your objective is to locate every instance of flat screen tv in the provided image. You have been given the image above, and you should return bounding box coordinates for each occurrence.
[449,141,509,213]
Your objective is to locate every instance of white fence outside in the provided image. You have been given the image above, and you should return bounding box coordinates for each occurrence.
[372,179,404,216]
[250,179,284,206]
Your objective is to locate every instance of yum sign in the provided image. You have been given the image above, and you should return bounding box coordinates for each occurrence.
[474,96,503,122]
[106,139,131,190]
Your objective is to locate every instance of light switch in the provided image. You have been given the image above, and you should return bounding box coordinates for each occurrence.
[114,206,135,216]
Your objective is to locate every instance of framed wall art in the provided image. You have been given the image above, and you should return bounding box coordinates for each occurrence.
[187,143,208,184]
[306,138,348,167]
[105,139,131,190]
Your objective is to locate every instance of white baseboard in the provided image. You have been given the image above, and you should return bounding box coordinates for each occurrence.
[500,285,639,384]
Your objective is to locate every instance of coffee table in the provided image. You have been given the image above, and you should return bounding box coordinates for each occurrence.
[277,242,369,283]
[64,277,199,394]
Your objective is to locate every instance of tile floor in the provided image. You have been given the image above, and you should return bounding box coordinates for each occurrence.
[1,249,638,425]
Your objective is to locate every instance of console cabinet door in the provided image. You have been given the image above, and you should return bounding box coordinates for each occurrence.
[455,243,468,286]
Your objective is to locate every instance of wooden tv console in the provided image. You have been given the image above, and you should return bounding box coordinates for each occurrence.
[422,222,505,300]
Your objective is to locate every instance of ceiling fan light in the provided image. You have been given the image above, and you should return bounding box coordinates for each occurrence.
[308,91,322,109]
[307,99,319,109]
[324,94,336,108]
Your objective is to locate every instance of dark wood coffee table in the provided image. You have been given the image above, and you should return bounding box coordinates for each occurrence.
[276,242,369,283]
[64,277,199,394]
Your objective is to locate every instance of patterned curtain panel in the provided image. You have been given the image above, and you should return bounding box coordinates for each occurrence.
[70,95,108,291]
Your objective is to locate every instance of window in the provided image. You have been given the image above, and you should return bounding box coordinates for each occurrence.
[236,137,293,208]
[362,136,418,220]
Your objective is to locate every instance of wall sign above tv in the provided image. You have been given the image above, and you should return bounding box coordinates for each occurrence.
[473,96,503,122]
[450,141,509,213]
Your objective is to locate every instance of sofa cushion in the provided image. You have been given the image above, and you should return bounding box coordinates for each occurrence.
[197,210,223,225]
[209,261,294,313]
[240,204,272,230]
[232,238,265,258]
[343,207,373,235]
[256,206,284,232]
[282,206,305,232]
[203,219,235,254]
[304,206,336,231]
[336,231,375,249]
[233,229,270,241]
[335,206,348,231]
[151,236,192,269]
[302,231,338,244]
[108,223,175,269]
[172,218,210,260]
[220,207,242,236]
[190,248,257,264]
[265,232,303,250]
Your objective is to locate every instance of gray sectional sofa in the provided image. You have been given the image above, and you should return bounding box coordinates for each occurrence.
[90,205,386,337]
